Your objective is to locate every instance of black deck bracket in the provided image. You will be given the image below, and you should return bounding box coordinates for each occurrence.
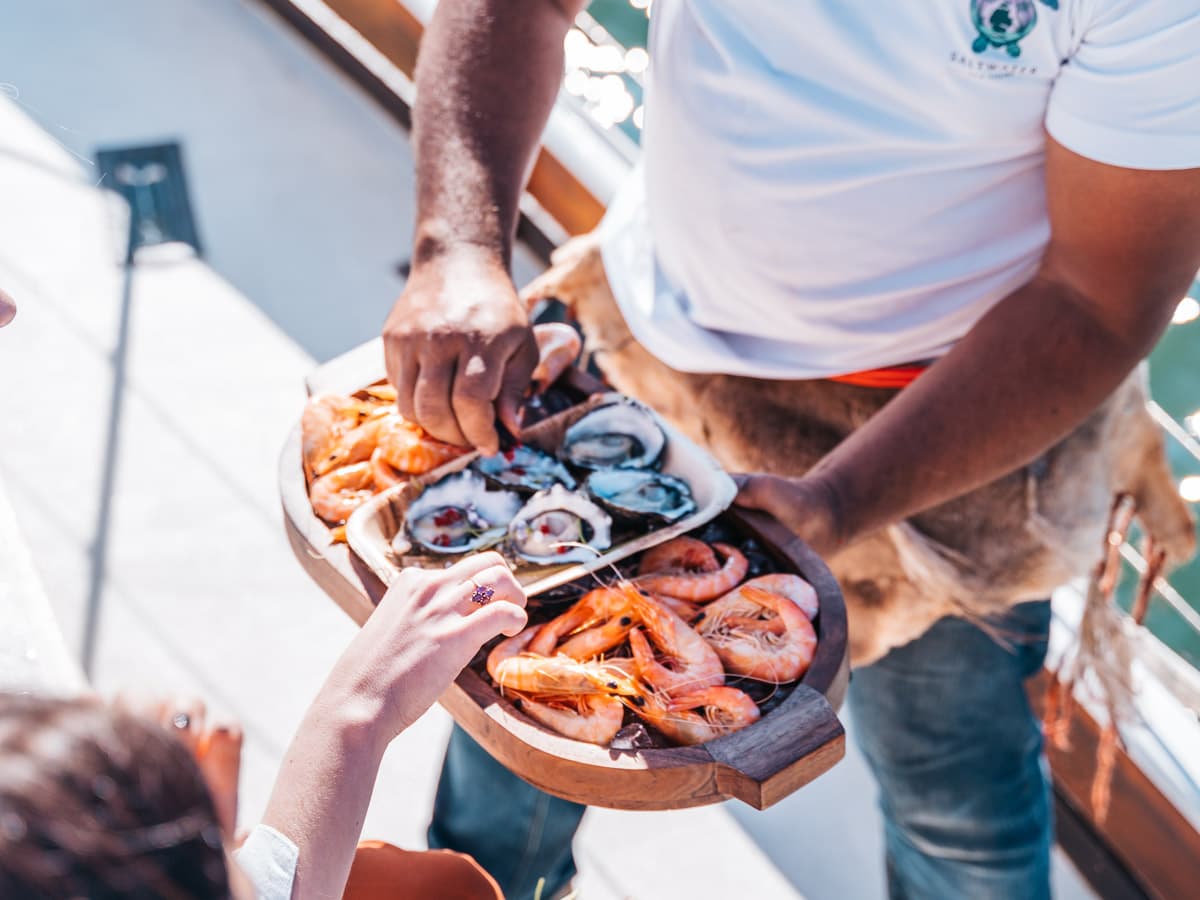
[95,142,203,262]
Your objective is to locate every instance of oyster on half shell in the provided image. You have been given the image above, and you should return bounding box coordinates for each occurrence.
[559,399,666,471]
[404,469,522,555]
[585,469,696,525]
[473,444,577,493]
[508,485,612,564]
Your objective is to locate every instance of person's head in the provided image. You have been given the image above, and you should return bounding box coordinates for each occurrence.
[0,693,231,899]
[0,287,14,328]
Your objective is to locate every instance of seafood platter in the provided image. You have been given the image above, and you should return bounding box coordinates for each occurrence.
[345,391,737,594]
[280,341,848,810]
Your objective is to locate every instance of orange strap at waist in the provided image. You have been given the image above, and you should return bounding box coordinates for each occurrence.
[828,363,928,390]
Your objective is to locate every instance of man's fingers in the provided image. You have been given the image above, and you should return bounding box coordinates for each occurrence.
[451,348,505,454]
[732,473,774,511]
[413,358,469,446]
[496,332,540,435]
[389,347,420,423]
[531,322,582,391]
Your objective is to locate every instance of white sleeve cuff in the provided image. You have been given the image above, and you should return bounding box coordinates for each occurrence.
[1046,105,1200,172]
[234,824,299,900]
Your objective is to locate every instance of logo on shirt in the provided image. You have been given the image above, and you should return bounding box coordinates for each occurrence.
[970,0,1057,58]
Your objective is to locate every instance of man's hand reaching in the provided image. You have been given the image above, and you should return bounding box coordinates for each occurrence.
[734,473,844,559]
[384,245,538,455]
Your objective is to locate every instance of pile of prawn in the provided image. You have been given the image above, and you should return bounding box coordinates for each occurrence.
[300,323,583,538]
[301,384,468,536]
[485,535,820,747]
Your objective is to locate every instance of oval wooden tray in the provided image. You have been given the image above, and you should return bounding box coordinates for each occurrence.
[279,340,848,810]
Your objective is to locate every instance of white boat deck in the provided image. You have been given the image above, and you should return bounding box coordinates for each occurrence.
[0,2,1093,897]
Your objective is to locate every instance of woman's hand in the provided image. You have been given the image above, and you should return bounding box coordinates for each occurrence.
[113,694,242,839]
[260,554,527,899]
[326,552,529,742]
[0,286,16,328]
[733,473,845,558]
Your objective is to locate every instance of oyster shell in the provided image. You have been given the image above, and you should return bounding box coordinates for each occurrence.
[559,399,666,471]
[585,469,696,525]
[473,444,577,493]
[508,485,612,564]
[405,469,522,555]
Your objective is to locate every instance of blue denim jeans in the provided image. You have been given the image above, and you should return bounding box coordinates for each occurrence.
[849,600,1054,900]
[428,725,586,899]
[429,601,1053,900]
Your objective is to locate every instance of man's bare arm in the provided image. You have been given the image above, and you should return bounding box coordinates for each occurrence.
[384,0,587,453]
[739,139,1200,554]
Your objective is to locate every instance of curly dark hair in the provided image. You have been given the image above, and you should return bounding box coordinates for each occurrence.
[0,694,231,899]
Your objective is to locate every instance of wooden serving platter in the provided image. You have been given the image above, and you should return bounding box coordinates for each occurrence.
[279,340,848,810]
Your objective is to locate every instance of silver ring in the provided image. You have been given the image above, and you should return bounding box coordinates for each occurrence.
[171,712,191,730]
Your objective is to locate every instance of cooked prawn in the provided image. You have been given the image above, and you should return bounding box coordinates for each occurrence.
[369,447,406,491]
[697,585,818,683]
[301,394,371,479]
[309,462,376,524]
[638,537,718,576]
[556,615,636,661]
[527,585,639,658]
[531,322,582,391]
[512,692,625,745]
[712,574,819,620]
[651,593,701,622]
[636,539,749,602]
[377,415,467,474]
[487,628,640,696]
[633,685,760,746]
[626,593,724,697]
[361,383,398,404]
[317,411,390,474]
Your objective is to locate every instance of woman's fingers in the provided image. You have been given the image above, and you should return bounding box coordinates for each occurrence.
[461,599,529,642]
[451,562,526,613]
[433,551,517,589]
[167,696,208,753]
[196,723,243,838]
[0,287,16,328]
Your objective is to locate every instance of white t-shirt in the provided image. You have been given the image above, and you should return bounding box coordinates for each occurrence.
[600,0,1200,379]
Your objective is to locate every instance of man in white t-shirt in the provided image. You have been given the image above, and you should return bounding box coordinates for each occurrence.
[383,2,1200,897]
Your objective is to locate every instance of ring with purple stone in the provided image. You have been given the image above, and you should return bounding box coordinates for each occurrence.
[469,582,495,606]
